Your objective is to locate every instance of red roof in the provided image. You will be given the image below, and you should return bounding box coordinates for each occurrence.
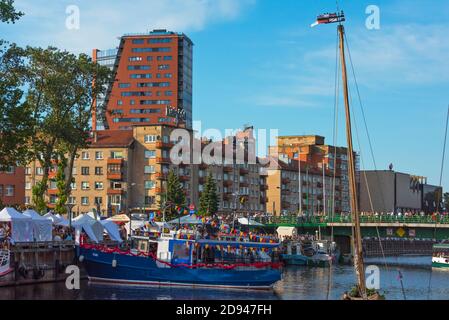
[89,130,134,148]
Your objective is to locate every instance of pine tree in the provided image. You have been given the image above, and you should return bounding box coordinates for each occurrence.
[165,169,186,220]
[199,172,219,216]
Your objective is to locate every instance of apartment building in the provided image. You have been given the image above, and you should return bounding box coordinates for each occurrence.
[93,29,193,131]
[264,157,336,216]
[196,127,267,215]
[25,130,135,215]
[0,166,25,206]
[269,135,357,213]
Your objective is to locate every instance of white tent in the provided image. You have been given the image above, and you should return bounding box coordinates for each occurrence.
[238,217,264,226]
[276,226,297,241]
[23,209,53,241]
[54,214,69,227]
[71,214,104,243]
[86,211,100,221]
[0,207,34,242]
[100,220,122,242]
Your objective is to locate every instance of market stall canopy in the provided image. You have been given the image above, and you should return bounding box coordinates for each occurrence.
[0,207,34,242]
[100,220,122,242]
[167,215,204,225]
[72,214,104,243]
[237,217,264,226]
[108,214,130,223]
[276,226,297,240]
[54,214,69,227]
[86,212,100,221]
[23,209,53,241]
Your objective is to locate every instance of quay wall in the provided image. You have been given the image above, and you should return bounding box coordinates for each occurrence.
[0,242,85,287]
[363,239,435,257]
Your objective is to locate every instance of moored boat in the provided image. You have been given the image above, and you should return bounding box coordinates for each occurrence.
[432,243,449,269]
[78,230,283,290]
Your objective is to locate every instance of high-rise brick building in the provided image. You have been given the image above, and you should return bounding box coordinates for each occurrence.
[93,29,193,131]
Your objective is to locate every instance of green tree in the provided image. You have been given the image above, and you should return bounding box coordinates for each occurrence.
[0,0,23,24]
[165,169,186,220]
[199,172,219,216]
[23,47,111,210]
[54,155,70,215]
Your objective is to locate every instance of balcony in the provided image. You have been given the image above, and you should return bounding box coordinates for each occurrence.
[107,188,124,195]
[239,181,249,188]
[155,172,167,180]
[155,187,164,194]
[107,171,122,180]
[108,158,124,165]
[223,166,233,173]
[179,175,190,182]
[47,189,58,195]
[48,171,57,179]
[239,167,249,175]
[223,180,233,187]
[156,141,174,149]
[156,157,170,164]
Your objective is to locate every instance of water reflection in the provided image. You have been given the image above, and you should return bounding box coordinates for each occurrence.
[1,256,448,300]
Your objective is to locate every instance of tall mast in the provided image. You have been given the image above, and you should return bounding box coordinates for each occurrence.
[337,24,367,298]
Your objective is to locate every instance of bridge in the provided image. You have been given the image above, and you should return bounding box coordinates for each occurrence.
[253,215,449,241]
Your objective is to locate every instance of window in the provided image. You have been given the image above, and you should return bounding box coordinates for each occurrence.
[130,74,152,79]
[68,197,76,204]
[36,167,44,175]
[145,150,156,158]
[49,181,57,190]
[144,180,155,189]
[144,135,157,143]
[49,195,57,204]
[118,83,131,88]
[25,167,31,175]
[148,38,172,44]
[95,182,104,190]
[72,167,77,175]
[109,195,121,205]
[81,151,89,160]
[145,196,155,205]
[132,47,171,53]
[81,182,90,190]
[70,182,76,190]
[164,73,173,79]
[158,64,169,70]
[25,182,31,190]
[144,165,155,174]
[81,197,89,206]
[5,185,14,196]
[117,100,123,105]
[128,56,142,61]
[128,65,150,70]
[94,197,103,205]
[95,151,103,160]
[4,166,14,174]
[111,151,123,159]
[95,167,103,175]
[163,56,172,60]
[146,56,153,61]
[25,196,31,205]
[132,39,144,44]
[130,99,135,105]
[81,167,90,175]
[140,99,170,105]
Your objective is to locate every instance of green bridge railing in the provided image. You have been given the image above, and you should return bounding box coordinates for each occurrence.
[253,215,449,226]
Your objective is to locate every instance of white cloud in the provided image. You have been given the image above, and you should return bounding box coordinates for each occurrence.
[10,0,255,53]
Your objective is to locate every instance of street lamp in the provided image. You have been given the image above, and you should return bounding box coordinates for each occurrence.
[65,203,75,229]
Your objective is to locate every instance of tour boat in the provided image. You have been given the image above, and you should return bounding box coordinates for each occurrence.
[432,243,449,269]
[0,249,12,277]
[78,231,283,290]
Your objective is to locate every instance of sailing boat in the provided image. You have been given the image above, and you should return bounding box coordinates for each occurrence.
[312,11,382,300]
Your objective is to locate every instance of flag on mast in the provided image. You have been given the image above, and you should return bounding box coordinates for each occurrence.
[311,11,345,28]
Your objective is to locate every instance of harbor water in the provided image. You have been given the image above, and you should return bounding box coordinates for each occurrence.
[0,256,448,300]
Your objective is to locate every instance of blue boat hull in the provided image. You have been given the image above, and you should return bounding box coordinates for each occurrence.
[79,248,282,290]
[280,254,308,266]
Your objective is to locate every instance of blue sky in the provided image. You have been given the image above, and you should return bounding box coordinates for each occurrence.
[1,0,449,190]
